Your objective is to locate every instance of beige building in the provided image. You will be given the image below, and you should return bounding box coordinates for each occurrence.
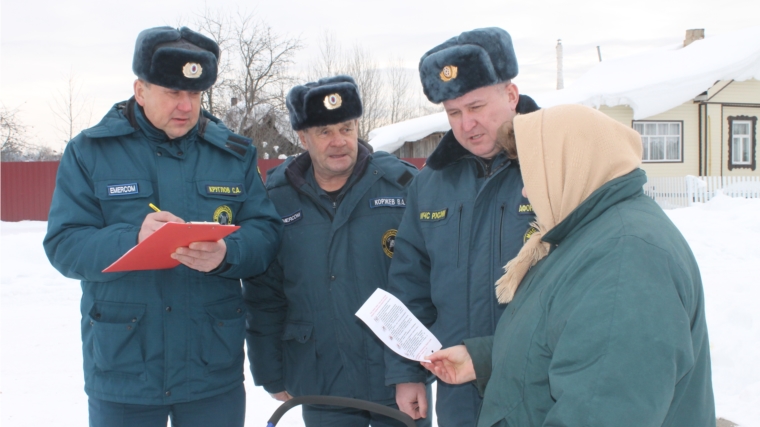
[369,27,760,179]
[599,78,760,177]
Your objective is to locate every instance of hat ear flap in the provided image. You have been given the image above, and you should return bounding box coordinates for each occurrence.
[133,27,179,78]
[287,85,310,130]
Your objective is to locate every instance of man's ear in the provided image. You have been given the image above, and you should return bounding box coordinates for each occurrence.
[506,82,520,107]
[297,130,309,151]
[134,80,146,106]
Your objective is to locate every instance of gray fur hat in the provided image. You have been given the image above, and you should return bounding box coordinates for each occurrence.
[132,26,219,91]
[286,75,363,131]
[419,27,518,103]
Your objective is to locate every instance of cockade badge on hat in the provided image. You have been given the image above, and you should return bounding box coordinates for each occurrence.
[323,93,343,110]
[439,65,458,82]
[183,62,203,79]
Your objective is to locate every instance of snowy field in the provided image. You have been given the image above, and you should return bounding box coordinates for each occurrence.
[2,194,759,426]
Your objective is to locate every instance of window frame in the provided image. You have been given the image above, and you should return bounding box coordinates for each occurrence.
[631,120,684,163]
[727,115,757,171]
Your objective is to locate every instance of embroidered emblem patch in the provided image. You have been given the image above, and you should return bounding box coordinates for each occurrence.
[323,93,342,110]
[440,65,458,82]
[369,197,406,208]
[419,208,448,222]
[382,229,397,258]
[281,210,303,225]
[205,185,243,196]
[517,203,534,215]
[183,62,202,78]
[107,183,139,196]
[523,226,538,243]
[213,205,233,225]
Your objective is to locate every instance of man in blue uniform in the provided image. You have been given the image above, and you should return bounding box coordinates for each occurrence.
[43,26,283,427]
[244,75,429,426]
[385,28,540,426]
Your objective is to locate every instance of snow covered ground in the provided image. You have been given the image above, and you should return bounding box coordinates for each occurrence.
[2,193,759,426]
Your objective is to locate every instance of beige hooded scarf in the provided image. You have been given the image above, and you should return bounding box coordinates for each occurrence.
[495,104,643,303]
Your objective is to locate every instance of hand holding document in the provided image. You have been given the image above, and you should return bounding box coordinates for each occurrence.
[356,288,441,362]
[103,222,239,273]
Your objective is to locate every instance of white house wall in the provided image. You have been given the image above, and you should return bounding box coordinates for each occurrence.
[599,104,700,177]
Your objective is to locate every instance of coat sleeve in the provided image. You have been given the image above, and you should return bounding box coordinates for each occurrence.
[43,142,140,282]
[243,257,288,394]
[543,237,699,426]
[463,336,494,397]
[215,152,283,279]
[384,178,438,386]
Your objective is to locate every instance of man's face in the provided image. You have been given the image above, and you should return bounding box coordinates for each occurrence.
[298,120,359,182]
[134,80,202,139]
[442,82,519,159]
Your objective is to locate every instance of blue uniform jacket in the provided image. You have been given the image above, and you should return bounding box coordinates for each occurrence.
[384,96,539,426]
[244,145,418,404]
[43,98,283,405]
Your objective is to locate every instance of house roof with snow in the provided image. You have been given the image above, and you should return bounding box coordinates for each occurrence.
[369,26,760,154]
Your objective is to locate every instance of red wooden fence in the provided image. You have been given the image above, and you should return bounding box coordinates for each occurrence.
[1,162,60,222]
[1,158,426,222]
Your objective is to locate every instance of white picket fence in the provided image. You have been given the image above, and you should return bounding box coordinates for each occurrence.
[643,176,760,208]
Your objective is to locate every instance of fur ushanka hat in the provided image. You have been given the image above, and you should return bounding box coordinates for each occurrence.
[132,26,220,91]
[286,75,363,131]
[419,27,518,103]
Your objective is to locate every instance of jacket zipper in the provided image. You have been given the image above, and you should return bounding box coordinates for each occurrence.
[499,204,505,263]
[457,204,463,268]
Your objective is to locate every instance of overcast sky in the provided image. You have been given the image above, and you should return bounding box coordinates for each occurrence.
[2,0,758,150]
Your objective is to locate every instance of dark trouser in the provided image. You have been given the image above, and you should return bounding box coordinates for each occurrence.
[435,381,481,427]
[88,384,245,427]
[302,397,432,427]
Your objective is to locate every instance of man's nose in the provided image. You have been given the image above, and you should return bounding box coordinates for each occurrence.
[461,111,477,132]
[177,93,193,112]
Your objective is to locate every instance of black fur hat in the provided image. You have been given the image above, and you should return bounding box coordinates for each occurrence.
[286,75,363,131]
[419,27,518,103]
[132,26,220,91]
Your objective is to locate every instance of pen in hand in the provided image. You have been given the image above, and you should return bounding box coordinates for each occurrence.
[149,203,161,212]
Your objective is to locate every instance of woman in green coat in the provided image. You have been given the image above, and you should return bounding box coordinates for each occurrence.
[423,104,715,427]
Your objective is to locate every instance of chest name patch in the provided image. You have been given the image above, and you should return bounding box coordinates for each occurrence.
[107,183,139,196]
[518,203,534,215]
[419,208,448,222]
[369,197,406,208]
[206,185,243,196]
[282,210,303,225]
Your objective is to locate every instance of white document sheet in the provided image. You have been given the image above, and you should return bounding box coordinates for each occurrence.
[356,288,442,362]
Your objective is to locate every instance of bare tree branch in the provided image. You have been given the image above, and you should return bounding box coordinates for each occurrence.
[49,71,92,144]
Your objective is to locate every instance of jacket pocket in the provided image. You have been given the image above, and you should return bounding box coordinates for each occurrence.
[94,179,154,224]
[281,321,317,395]
[88,300,146,378]
[194,180,246,225]
[202,296,246,373]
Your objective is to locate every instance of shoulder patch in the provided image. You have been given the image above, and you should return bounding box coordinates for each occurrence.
[396,170,414,187]
[369,197,406,209]
[281,210,303,225]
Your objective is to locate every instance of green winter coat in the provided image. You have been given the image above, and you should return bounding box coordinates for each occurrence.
[44,99,283,405]
[244,145,418,403]
[465,169,715,427]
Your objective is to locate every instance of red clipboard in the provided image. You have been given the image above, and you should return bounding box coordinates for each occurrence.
[103,222,240,273]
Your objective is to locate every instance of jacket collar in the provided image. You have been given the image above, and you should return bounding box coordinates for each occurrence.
[542,169,647,245]
[426,94,540,170]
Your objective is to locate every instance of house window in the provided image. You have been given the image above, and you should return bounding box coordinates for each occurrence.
[632,121,682,162]
[727,116,756,170]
